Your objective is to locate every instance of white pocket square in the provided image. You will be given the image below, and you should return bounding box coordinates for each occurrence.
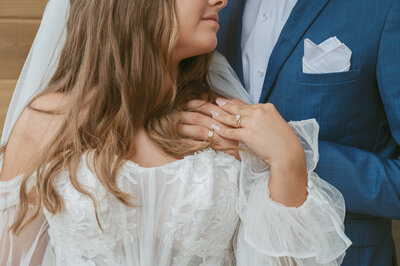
[302,37,352,74]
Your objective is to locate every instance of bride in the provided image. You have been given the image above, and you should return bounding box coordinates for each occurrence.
[0,0,351,265]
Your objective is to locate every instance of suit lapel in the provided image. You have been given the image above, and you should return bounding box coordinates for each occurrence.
[259,0,331,103]
[217,0,246,85]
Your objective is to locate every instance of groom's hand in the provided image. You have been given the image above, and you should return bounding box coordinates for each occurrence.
[178,99,240,160]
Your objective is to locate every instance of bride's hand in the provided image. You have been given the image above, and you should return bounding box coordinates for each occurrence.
[212,98,308,206]
[177,99,240,160]
[212,98,305,167]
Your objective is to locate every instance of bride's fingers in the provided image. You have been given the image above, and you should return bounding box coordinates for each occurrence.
[179,124,228,144]
[211,113,247,128]
[180,111,228,130]
[179,124,211,141]
[229,98,249,107]
[212,125,246,142]
[184,100,229,117]
[178,125,214,141]
[215,98,250,116]
[178,122,241,161]
[178,137,205,147]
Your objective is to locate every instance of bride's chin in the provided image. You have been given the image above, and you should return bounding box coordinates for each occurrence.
[176,44,217,62]
[203,34,218,50]
[192,38,218,55]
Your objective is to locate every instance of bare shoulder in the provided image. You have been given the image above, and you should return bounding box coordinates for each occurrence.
[29,92,69,112]
[13,92,68,141]
[0,93,68,181]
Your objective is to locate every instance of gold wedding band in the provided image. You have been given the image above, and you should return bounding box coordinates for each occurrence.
[207,129,214,142]
[235,114,244,128]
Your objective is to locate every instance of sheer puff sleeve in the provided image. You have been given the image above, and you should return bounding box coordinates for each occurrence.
[234,119,352,266]
[0,164,49,266]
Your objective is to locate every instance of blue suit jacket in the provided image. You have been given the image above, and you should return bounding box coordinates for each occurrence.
[217,0,400,265]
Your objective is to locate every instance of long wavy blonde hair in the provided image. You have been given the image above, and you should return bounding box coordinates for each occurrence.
[8,0,217,233]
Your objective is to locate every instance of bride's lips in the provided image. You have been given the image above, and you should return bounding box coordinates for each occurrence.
[202,14,219,28]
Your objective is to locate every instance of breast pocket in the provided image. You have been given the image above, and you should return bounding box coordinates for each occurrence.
[293,69,362,141]
[297,69,361,84]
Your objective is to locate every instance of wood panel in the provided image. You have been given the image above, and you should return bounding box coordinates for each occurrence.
[0,80,16,135]
[0,19,40,79]
[0,0,48,19]
[0,0,47,138]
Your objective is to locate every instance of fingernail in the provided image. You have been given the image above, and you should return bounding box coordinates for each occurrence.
[210,110,220,117]
[216,100,226,106]
[211,124,220,131]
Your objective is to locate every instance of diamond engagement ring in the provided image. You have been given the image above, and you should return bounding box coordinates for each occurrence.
[235,115,244,128]
[207,129,214,142]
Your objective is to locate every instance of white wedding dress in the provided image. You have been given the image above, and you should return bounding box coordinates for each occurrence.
[0,0,351,264]
[0,117,351,265]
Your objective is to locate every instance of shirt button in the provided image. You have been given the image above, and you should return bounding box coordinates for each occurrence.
[262,14,268,22]
[257,70,265,77]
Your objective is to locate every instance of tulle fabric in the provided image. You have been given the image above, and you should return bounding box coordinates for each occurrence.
[0,170,49,266]
[234,120,351,266]
[0,120,351,265]
[1,0,68,144]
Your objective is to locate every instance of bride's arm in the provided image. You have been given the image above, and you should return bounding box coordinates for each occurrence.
[212,100,351,265]
[0,188,49,266]
[0,93,67,265]
[212,98,309,207]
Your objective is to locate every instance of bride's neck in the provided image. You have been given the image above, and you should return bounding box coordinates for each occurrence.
[127,64,180,167]
[129,127,177,168]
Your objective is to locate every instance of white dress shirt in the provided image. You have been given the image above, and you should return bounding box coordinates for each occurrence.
[241,0,298,103]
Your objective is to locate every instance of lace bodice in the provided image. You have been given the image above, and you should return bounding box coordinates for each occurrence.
[44,148,240,266]
[0,120,351,266]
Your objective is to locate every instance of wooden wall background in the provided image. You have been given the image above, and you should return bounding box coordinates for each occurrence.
[0,0,399,263]
[0,0,47,133]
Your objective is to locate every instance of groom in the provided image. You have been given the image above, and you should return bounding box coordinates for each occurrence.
[216,0,400,265]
